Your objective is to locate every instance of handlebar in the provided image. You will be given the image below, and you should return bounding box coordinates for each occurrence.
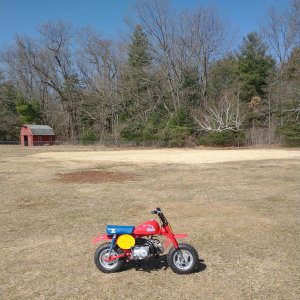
[150,207,168,226]
[151,207,161,214]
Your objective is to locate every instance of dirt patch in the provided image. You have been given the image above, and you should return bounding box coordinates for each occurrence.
[17,200,41,209]
[57,170,138,183]
[15,196,57,209]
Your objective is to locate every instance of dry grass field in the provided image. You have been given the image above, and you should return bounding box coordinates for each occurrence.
[0,146,300,299]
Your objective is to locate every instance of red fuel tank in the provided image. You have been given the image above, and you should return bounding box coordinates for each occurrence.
[134,219,160,235]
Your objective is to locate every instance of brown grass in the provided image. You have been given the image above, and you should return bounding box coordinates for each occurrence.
[57,170,138,183]
[0,145,299,299]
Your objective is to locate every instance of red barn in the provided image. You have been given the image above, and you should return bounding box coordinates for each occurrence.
[20,124,55,146]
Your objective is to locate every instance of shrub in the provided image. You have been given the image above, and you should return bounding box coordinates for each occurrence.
[161,109,195,146]
[160,126,191,147]
[277,124,300,147]
[80,130,97,144]
[120,109,195,146]
[197,130,245,147]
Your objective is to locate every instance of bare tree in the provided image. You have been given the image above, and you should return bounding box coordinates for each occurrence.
[135,0,231,114]
[0,37,60,130]
[77,28,120,141]
[192,94,243,132]
[261,0,300,69]
[178,6,231,103]
[135,0,182,113]
[261,1,300,131]
[6,22,83,140]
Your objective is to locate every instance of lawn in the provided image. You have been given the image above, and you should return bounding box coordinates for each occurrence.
[0,146,299,299]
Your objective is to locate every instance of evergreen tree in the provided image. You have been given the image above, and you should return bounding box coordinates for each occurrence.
[209,54,240,99]
[284,47,300,81]
[121,25,153,141]
[237,32,275,102]
[277,47,300,146]
[0,78,20,140]
[128,25,151,68]
[16,94,42,124]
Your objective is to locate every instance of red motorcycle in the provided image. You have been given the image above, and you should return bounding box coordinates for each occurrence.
[92,207,199,274]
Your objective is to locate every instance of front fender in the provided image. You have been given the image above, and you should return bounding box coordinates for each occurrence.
[92,234,112,244]
[164,234,188,249]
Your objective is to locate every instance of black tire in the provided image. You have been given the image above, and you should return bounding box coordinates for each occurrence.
[94,242,125,273]
[167,243,199,274]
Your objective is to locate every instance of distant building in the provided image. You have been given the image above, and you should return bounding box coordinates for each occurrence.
[20,124,55,146]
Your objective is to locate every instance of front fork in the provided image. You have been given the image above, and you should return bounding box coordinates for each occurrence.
[108,234,117,255]
[164,233,189,263]
[106,235,129,262]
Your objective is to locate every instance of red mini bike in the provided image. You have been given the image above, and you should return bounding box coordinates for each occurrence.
[92,207,199,274]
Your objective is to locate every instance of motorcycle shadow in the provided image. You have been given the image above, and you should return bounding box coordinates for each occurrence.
[122,255,206,273]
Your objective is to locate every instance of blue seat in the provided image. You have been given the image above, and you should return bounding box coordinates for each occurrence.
[106,225,135,235]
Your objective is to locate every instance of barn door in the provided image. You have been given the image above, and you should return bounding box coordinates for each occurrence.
[24,135,28,146]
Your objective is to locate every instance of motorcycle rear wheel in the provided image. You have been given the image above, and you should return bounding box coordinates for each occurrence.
[94,242,124,273]
[167,243,199,274]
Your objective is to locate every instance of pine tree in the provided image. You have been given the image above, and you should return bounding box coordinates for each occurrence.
[128,25,151,68]
[237,32,275,102]
[0,78,20,140]
[121,25,153,141]
[277,47,300,146]
[208,54,240,99]
[16,96,42,124]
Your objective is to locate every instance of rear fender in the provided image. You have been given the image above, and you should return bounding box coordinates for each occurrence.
[92,234,112,244]
[164,234,188,249]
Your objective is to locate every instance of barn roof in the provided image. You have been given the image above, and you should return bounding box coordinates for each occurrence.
[23,124,55,135]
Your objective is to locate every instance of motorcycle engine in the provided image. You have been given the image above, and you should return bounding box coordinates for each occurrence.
[132,246,150,260]
[131,239,164,260]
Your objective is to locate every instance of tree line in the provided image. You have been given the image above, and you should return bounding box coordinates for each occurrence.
[0,0,299,146]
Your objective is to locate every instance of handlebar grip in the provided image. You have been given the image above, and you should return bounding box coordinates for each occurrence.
[151,210,157,214]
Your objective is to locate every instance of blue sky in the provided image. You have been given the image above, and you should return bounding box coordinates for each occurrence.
[0,0,289,48]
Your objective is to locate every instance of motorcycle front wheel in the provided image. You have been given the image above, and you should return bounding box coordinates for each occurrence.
[167,243,199,274]
[94,242,124,273]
